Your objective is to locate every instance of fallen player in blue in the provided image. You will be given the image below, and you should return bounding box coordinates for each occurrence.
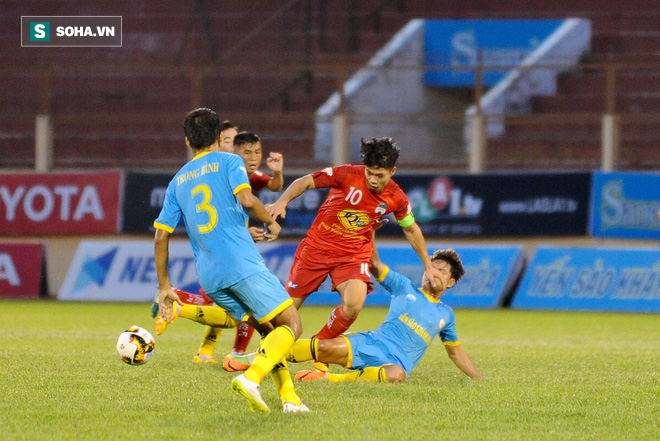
[289,239,484,383]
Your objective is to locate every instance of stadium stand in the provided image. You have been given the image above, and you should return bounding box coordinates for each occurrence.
[1,0,659,170]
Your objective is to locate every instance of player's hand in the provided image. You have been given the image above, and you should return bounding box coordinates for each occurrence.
[158,286,181,323]
[266,202,287,220]
[423,265,443,289]
[266,152,283,173]
[248,226,265,242]
[264,220,281,242]
[374,217,389,230]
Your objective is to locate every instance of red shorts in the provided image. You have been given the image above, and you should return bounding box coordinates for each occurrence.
[285,240,373,299]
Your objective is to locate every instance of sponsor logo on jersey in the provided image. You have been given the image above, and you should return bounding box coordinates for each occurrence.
[337,209,370,230]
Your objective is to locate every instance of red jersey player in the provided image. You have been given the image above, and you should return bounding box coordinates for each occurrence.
[268,137,444,342]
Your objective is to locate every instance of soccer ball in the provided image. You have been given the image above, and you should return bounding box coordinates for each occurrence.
[116,326,155,365]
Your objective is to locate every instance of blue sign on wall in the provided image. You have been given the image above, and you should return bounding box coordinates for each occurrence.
[424,19,564,86]
[590,171,660,240]
[511,247,660,312]
[258,242,525,308]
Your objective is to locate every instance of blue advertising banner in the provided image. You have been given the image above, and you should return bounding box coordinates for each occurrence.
[511,247,660,312]
[424,19,564,86]
[59,240,524,309]
[260,243,525,308]
[590,171,660,240]
[59,240,201,302]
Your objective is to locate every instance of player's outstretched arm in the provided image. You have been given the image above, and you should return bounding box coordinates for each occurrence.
[401,222,443,288]
[267,174,315,220]
[369,226,388,279]
[445,344,484,379]
[235,188,281,241]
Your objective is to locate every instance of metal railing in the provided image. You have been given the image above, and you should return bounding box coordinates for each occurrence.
[1,58,659,173]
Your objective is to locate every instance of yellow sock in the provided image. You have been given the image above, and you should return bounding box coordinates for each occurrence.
[245,325,295,384]
[286,338,318,363]
[178,304,235,328]
[198,326,222,357]
[270,358,301,405]
[327,366,387,383]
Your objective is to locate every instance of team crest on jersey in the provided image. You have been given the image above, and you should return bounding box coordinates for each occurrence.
[375,203,387,215]
[338,209,370,230]
[406,294,416,303]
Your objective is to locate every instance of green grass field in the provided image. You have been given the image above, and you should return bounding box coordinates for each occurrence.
[1,300,657,441]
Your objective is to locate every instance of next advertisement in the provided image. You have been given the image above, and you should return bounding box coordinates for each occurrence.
[511,247,660,312]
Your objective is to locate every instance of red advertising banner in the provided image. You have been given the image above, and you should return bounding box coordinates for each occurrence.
[0,171,121,234]
[0,243,44,298]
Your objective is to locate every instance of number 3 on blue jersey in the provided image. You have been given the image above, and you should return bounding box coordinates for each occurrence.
[192,184,217,233]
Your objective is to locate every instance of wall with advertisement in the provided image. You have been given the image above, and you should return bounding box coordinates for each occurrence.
[120,171,591,239]
[122,172,181,234]
[590,171,660,240]
[58,239,523,309]
[357,172,591,238]
[511,247,660,312]
[59,240,199,302]
[0,171,122,234]
[0,243,46,298]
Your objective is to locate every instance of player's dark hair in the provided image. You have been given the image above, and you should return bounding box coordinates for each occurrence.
[360,137,400,170]
[431,249,465,283]
[220,120,237,133]
[183,108,220,149]
[233,131,261,148]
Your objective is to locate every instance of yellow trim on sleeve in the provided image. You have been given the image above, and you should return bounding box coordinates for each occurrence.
[340,334,353,368]
[375,265,390,283]
[153,222,175,234]
[233,183,251,195]
[256,298,293,324]
[396,213,415,228]
[442,340,461,347]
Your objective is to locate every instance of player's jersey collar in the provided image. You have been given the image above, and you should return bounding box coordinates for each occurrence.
[419,289,440,303]
[192,151,213,161]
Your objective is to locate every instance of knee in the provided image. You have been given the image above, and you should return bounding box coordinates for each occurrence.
[288,320,303,339]
[341,301,364,318]
[385,365,407,382]
[276,305,303,337]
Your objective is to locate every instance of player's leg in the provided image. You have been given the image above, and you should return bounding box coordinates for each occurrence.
[228,271,305,412]
[270,358,309,412]
[295,334,406,383]
[287,336,348,365]
[315,279,367,339]
[222,322,256,371]
[314,259,373,339]
[193,326,222,364]
[177,304,236,327]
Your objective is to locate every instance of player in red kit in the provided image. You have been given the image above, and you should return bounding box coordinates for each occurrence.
[267,137,444,348]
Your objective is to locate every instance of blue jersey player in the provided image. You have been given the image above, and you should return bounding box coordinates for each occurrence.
[154,108,308,413]
[288,239,484,383]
